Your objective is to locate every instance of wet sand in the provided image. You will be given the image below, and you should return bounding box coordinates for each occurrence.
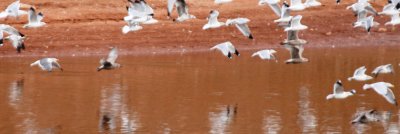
[0,46,400,133]
[0,0,397,57]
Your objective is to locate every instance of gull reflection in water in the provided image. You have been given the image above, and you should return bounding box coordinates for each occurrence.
[297,87,318,133]
[263,110,282,134]
[99,83,140,133]
[9,79,24,108]
[209,105,234,134]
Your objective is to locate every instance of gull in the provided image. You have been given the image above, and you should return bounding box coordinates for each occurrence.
[284,15,308,31]
[363,82,397,106]
[388,0,400,9]
[0,24,26,53]
[226,18,253,39]
[281,30,307,45]
[0,0,28,19]
[251,49,277,61]
[258,0,282,17]
[379,3,399,16]
[353,10,368,27]
[304,0,321,7]
[351,109,381,124]
[288,0,306,11]
[30,58,63,72]
[284,43,308,63]
[167,0,196,22]
[125,0,158,24]
[348,66,373,81]
[354,16,379,33]
[210,41,239,59]
[203,10,225,30]
[371,64,394,77]
[274,2,292,23]
[346,1,378,16]
[97,47,120,71]
[326,80,356,100]
[385,13,400,27]
[215,0,232,4]
[23,7,45,28]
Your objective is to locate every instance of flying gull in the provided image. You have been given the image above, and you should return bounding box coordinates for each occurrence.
[363,82,397,106]
[379,3,399,16]
[284,15,308,31]
[226,18,254,39]
[203,10,225,30]
[30,58,63,72]
[348,66,373,81]
[23,7,45,28]
[274,2,292,24]
[210,41,239,59]
[167,0,196,22]
[326,80,356,100]
[371,64,394,78]
[98,47,121,71]
[125,0,158,24]
[351,109,381,124]
[0,24,26,53]
[0,0,28,20]
[252,49,277,61]
[283,43,308,63]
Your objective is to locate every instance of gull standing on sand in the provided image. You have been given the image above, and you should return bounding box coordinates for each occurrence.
[0,0,28,19]
[98,47,120,71]
[274,2,292,23]
[258,0,282,17]
[226,18,254,39]
[30,58,63,72]
[284,43,308,63]
[348,66,373,81]
[167,0,196,22]
[363,82,397,106]
[0,24,26,53]
[284,15,308,31]
[371,64,394,77]
[252,49,277,61]
[203,10,225,30]
[215,0,232,4]
[326,80,356,100]
[210,41,239,59]
[23,7,45,28]
[289,0,306,11]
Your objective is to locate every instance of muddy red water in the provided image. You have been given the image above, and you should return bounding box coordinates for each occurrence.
[0,46,399,133]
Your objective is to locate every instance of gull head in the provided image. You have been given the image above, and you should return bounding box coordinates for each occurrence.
[350,89,356,95]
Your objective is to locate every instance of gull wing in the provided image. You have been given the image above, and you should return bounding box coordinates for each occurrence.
[28,7,38,23]
[0,24,23,36]
[39,58,52,71]
[285,44,301,59]
[287,30,299,40]
[176,0,188,17]
[390,13,400,22]
[281,4,291,18]
[354,66,366,76]
[290,0,302,6]
[167,0,177,16]
[365,5,378,15]
[208,10,220,25]
[106,47,118,64]
[382,3,395,12]
[51,61,62,69]
[372,65,383,77]
[291,15,303,28]
[333,80,345,94]
[372,82,397,105]
[268,2,282,17]
[357,10,367,22]
[211,43,229,56]
[235,24,252,38]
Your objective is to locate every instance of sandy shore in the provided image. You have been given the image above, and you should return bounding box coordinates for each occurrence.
[0,0,396,57]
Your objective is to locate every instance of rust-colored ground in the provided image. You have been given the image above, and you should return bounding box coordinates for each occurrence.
[0,0,396,57]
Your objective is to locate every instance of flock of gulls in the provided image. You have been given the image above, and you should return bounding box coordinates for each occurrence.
[0,0,399,128]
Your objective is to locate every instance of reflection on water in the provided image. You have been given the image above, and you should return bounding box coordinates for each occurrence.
[209,105,233,134]
[297,87,318,133]
[263,110,282,134]
[1,46,400,133]
[99,83,140,133]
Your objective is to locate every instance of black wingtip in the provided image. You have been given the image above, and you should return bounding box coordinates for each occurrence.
[19,32,24,37]
[38,12,43,16]
[367,27,371,33]
[30,7,35,11]
[149,13,154,16]
[248,34,254,39]
[396,3,400,9]
[336,80,342,86]
[0,38,3,45]
[126,6,130,11]
[235,49,240,56]
[227,52,232,59]
[21,43,25,50]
